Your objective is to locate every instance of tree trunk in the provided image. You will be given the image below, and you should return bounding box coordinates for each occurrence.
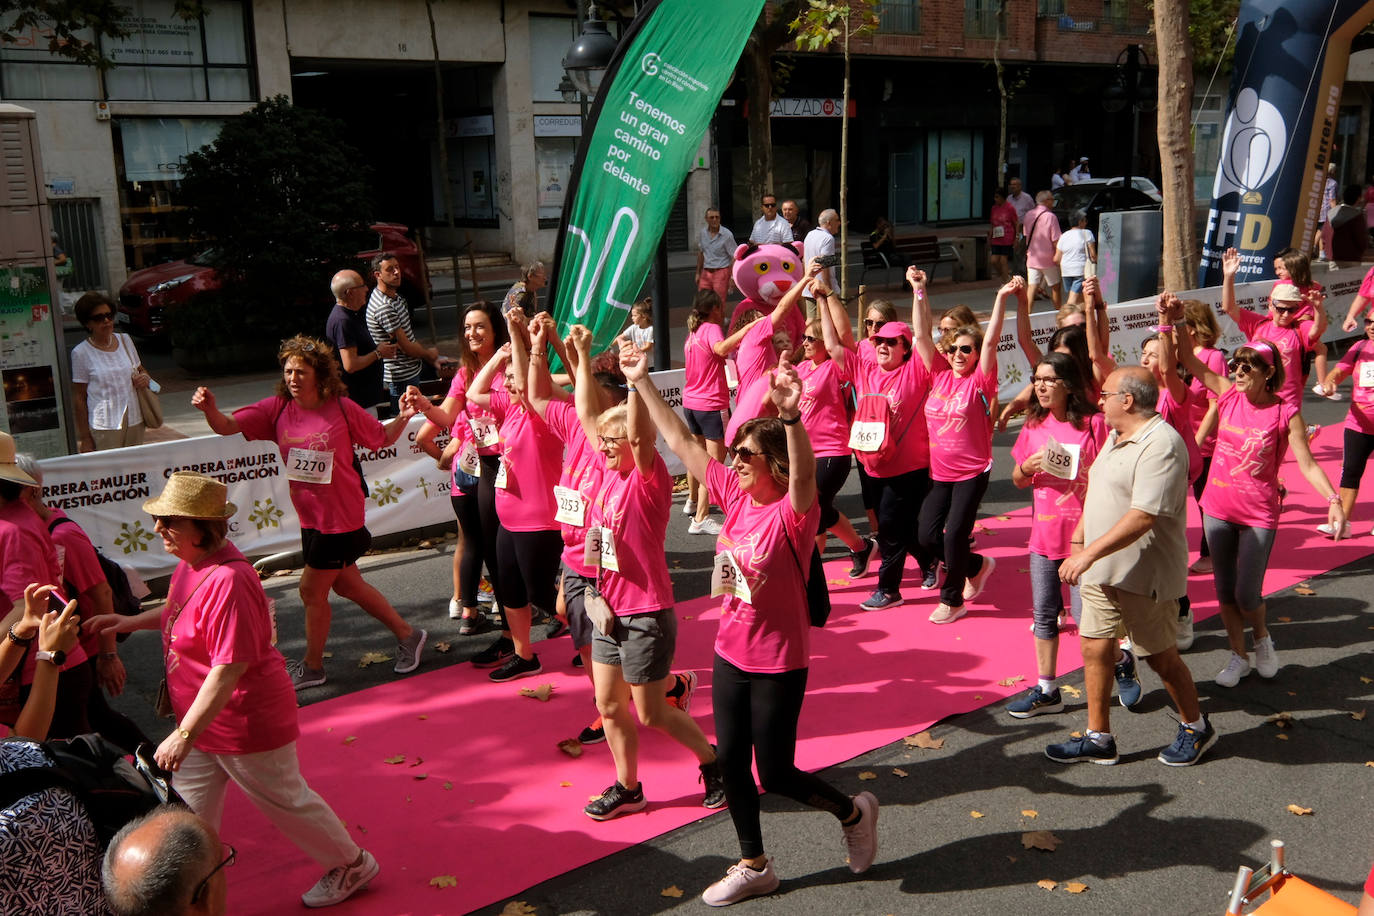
[994,13,1008,188]
[1154,0,1197,292]
[839,17,850,295]
[745,36,774,207]
[426,0,453,340]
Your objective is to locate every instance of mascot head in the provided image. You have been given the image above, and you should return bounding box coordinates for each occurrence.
[731,242,804,308]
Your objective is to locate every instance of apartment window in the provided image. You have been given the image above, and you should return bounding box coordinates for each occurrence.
[0,0,254,101]
[1037,0,1066,15]
[965,0,1004,38]
[1103,0,1149,33]
[880,0,921,33]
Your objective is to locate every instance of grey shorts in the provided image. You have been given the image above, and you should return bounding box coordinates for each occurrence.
[591,607,676,685]
[561,568,596,650]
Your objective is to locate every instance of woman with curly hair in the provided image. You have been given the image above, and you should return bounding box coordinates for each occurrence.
[192,335,427,691]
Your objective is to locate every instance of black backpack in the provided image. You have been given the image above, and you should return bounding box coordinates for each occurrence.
[0,734,181,847]
[48,516,142,620]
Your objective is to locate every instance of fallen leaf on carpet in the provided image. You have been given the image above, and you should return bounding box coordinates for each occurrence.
[1022,830,1062,852]
[1021,809,1038,818]
[383,755,405,765]
[500,902,536,916]
[980,527,997,535]
[417,714,428,720]
[1036,879,1058,891]
[970,811,985,818]
[358,651,391,668]
[1277,616,1292,623]
[1060,685,1082,698]
[892,768,909,778]
[409,757,424,768]
[858,771,877,780]
[519,683,555,701]
[974,694,983,700]
[413,773,427,781]
[443,781,453,790]
[558,739,584,758]
[828,578,850,586]
[661,886,685,898]
[903,731,944,750]
[342,736,357,745]
[1266,712,1294,728]
[558,781,572,787]
[357,825,367,834]
[1066,881,1089,894]
[1018,568,1030,573]
[326,727,333,732]
[1294,585,1315,596]
[1353,709,1367,721]
[682,615,692,620]
[998,675,1026,687]
[435,642,452,653]
[1287,804,1313,816]
[405,794,411,803]
[998,515,1012,521]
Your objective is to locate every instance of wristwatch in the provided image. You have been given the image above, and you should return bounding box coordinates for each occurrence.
[35,648,66,666]
[177,726,192,741]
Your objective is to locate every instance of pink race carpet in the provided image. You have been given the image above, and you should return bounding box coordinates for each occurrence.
[222,441,1370,915]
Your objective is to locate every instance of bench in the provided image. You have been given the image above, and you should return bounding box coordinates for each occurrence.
[860,235,962,289]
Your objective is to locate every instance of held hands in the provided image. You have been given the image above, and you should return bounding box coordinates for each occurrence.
[998,275,1025,299]
[769,358,803,417]
[1082,275,1099,304]
[190,387,216,414]
[401,385,428,416]
[617,335,648,384]
[1221,247,1241,279]
[568,324,594,357]
[530,317,549,354]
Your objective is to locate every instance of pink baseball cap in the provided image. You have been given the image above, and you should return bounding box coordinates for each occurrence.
[873,321,912,344]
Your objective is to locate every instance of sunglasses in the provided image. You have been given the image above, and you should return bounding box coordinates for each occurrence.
[803,335,818,344]
[762,202,777,208]
[873,336,904,347]
[1228,358,1264,374]
[88,311,115,322]
[1271,304,1298,314]
[1364,318,1374,326]
[946,344,975,355]
[864,319,881,328]
[1032,376,1063,387]
[151,515,186,527]
[192,844,236,904]
[732,446,761,462]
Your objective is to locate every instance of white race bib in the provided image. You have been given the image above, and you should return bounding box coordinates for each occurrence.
[286,447,334,484]
[848,420,886,453]
[1040,437,1081,481]
[582,525,620,572]
[554,485,586,528]
[1359,361,1374,388]
[493,459,509,489]
[711,550,753,603]
[457,441,479,476]
[991,225,1006,239]
[468,416,499,448]
[725,359,739,390]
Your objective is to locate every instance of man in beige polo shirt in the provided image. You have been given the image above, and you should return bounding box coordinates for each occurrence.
[1051,367,1215,767]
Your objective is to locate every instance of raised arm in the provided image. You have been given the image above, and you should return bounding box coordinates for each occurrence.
[1175,319,1231,398]
[766,271,812,330]
[570,325,604,446]
[619,339,660,477]
[1082,277,1117,381]
[1014,274,1042,367]
[505,307,530,402]
[718,315,768,356]
[771,359,816,514]
[191,387,240,436]
[619,327,711,483]
[817,271,849,370]
[981,277,1018,373]
[1153,326,1189,405]
[907,265,937,369]
[1218,247,1241,321]
[527,317,558,420]
[465,344,510,409]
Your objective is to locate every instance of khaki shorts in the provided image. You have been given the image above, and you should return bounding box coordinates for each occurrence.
[1028,264,1062,290]
[591,608,676,684]
[1078,583,1178,657]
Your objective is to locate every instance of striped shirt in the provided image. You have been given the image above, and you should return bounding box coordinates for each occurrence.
[365,286,422,386]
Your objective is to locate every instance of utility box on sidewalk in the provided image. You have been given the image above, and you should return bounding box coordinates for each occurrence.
[949,236,982,282]
[0,104,75,456]
[1098,210,1162,304]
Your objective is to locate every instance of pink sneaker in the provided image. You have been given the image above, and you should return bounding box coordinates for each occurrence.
[701,858,779,906]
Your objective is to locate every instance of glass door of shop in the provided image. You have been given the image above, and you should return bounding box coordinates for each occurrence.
[888,150,919,225]
[924,129,984,223]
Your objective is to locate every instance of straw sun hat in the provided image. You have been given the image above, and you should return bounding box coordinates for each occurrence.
[142,471,237,520]
[0,431,36,487]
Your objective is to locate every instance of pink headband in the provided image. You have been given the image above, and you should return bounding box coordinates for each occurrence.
[1243,339,1277,362]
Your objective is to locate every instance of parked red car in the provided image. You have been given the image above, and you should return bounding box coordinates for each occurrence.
[116,222,428,337]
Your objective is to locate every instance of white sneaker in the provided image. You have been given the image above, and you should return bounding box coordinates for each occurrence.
[1253,636,1280,678]
[1317,521,1353,538]
[448,598,462,620]
[1120,636,1134,654]
[701,858,779,907]
[1312,382,1330,398]
[1215,652,1251,688]
[962,555,996,602]
[301,850,379,908]
[688,517,722,536]
[684,499,696,516]
[1176,608,1194,652]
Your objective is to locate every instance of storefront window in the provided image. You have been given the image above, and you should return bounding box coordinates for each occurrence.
[431,116,498,226]
[113,117,224,270]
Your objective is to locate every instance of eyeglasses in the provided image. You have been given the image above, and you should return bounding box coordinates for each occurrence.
[864,319,881,328]
[946,344,975,355]
[88,311,115,322]
[873,336,903,347]
[191,843,236,905]
[1032,376,1063,387]
[1228,358,1261,374]
[597,434,625,448]
[732,445,761,462]
[762,201,777,208]
[803,335,818,344]
[1099,390,1126,400]
[1271,304,1298,314]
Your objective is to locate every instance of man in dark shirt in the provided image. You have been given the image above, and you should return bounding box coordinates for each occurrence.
[325,269,395,413]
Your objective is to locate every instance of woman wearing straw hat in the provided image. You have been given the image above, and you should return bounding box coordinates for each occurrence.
[85,471,381,908]
[192,335,426,691]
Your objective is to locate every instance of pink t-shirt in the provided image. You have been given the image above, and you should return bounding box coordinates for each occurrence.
[1023,206,1062,270]
[0,501,88,683]
[725,374,774,445]
[488,389,561,532]
[1157,386,1202,483]
[544,399,602,576]
[1201,386,1298,529]
[1188,347,1227,457]
[450,366,502,458]
[1012,412,1108,559]
[590,456,675,616]
[162,542,298,755]
[235,395,385,534]
[1339,338,1374,434]
[925,364,997,482]
[797,356,851,458]
[47,510,109,658]
[1234,309,1314,407]
[989,201,1018,245]
[1359,265,1374,300]
[851,345,933,478]
[706,461,820,674]
[735,318,777,393]
[683,323,729,411]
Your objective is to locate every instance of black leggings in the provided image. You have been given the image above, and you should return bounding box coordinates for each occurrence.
[873,468,934,594]
[815,455,852,532]
[477,455,506,628]
[1341,427,1374,490]
[494,527,562,611]
[451,492,486,608]
[712,655,853,859]
[1193,455,1212,558]
[917,471,991,607]
[84,658,152,755]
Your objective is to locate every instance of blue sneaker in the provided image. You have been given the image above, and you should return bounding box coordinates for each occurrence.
[1157,717,1218,767]
[1115,648,1142,709]
[1045,733,1119,765]
[1007,685,1064,719]
[859,589,903,611]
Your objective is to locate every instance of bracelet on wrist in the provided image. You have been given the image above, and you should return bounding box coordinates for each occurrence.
[780,413,801,426]
[7,624,34,645]
[100,652,118,660]
[1327,494,1341,505]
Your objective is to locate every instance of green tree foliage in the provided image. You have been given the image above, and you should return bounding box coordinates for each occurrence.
[176,95,374,346]
[1,0,202,69]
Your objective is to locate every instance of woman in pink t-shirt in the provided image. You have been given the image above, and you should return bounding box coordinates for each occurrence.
[464,310,565,684]
[1178,330,1344,689]
[193,336,426,692]
[988,187,1018,283]
[562,329,723,821]
[1318,303,1374,537]
[627,349,879,905]
[88,472,377,908]
[854,299,899,534]
[682,289,731,536]
[1006,352,1108,718]
[1182,299,1227,578]
[414,301,509,636]
[914,275,1015,624]
[1218,247,1324,407]
[1273,248,1334,397]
